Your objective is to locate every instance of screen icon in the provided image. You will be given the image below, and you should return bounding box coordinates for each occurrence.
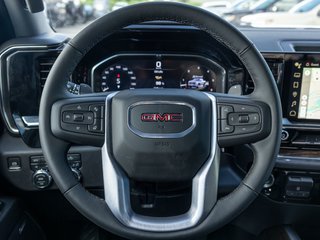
[299,107,307,118]
[291,101,297,107]
[301,100,307,106]
[304,69,311,76]
[302,95,308,100]
[292,91,298,98]
[293,82,299,88]
[156,61,162,69]
[289,110,297,117]
[294,73,301,78]
[294,62,302,69]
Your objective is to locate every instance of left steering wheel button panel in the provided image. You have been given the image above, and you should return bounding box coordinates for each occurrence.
[60,102,105,135]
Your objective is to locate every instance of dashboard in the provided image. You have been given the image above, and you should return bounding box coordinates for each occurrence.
[3,25,320,208]
[4,28,320,139]
[4,29,320,134]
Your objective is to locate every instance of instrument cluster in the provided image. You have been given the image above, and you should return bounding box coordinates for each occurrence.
[91,54,226,93]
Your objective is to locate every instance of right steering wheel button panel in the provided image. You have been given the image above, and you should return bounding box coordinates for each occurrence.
[218,104,262,135]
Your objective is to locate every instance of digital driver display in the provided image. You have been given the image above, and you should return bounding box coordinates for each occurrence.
[91,54,226,93]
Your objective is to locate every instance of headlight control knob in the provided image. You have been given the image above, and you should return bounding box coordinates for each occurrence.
[33,169,52,189]
[281,129,289,141]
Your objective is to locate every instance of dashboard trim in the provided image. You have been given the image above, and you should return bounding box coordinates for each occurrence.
[21,116,39,127]
[0,45,61,134]
[282,118,320,131]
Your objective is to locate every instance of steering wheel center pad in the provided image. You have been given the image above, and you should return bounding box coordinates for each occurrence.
[111,90,211,182]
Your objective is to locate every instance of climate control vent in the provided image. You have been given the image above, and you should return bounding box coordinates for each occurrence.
[38,56,57,88]
[245,57,284,94]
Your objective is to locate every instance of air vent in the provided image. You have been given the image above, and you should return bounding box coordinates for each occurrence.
[38,57,57,88]
[266,59,284,86]
[245,58,284,94]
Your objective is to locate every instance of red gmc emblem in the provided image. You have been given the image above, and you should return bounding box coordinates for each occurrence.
[141,113,183,122]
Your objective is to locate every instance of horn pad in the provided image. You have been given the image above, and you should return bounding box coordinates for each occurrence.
[109,89,212,182]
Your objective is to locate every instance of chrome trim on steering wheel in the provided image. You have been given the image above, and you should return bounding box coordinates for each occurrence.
[101,92,219,232]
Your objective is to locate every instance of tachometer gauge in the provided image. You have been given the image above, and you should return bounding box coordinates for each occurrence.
[100,65,136,91]
[181,65,217,92]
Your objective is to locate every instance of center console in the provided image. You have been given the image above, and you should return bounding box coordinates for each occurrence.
[258,53,320,205]
[280,53,320,146]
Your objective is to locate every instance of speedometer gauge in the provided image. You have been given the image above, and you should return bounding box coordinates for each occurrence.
[181,65,217,92]
[100,65,136,91]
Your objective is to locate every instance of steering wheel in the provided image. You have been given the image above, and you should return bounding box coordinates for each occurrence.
[39,2,282,239]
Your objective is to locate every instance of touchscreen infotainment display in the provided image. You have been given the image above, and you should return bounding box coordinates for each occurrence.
[286,54,320,121]
[298,67,320,119]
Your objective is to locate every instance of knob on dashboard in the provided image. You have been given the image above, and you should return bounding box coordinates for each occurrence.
[263,174,275,188]
[281,129,290,141]
[33,169,52,189]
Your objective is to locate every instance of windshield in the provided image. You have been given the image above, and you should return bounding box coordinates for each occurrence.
[44,0,320,37]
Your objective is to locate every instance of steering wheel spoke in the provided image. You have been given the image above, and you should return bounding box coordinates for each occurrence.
[215,94,272,147]
[51,93,113,146]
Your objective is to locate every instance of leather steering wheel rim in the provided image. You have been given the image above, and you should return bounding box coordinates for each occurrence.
[39,2,282,239]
